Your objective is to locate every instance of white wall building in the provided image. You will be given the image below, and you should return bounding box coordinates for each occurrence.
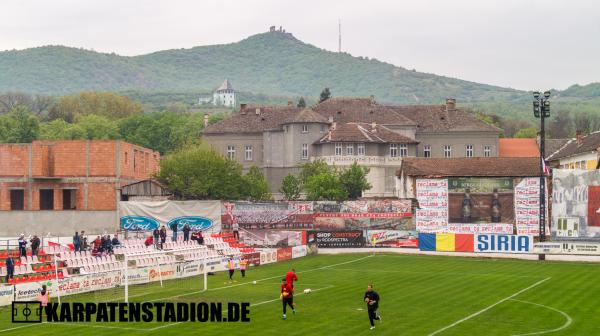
[213,79,236,107]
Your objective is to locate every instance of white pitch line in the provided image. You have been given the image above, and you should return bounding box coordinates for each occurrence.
[329,267,541,278]
[428,277,552,336]
[145,254,373,302]
[509,299,572,336]
[0,323,39,334]
[146,284,335,331]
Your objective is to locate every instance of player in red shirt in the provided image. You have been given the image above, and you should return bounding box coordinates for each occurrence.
[280,278,295,319]
[285,268,298,288]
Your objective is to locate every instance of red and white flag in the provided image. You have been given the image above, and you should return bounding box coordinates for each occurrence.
[542,158,550,176]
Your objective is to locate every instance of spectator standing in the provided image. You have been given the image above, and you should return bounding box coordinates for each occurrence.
[18,234,27,256]
[111,234,120,246]
[183,224,191,242]
[5,256,14,282]
[159,226,167,249]
[73,232,81,252]
[81,231,88,250]
[232,222,240,240]
[30,235,41,256]
[37,284,49,308]
[170,222,178,242]
[152,228,160,250]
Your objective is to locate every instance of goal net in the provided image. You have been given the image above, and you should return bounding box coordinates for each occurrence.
[49,240,231,305]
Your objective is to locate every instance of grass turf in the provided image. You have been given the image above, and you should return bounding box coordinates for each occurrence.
[0,253,599,335]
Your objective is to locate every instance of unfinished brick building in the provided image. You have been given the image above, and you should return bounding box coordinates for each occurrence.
[0,140,160,211]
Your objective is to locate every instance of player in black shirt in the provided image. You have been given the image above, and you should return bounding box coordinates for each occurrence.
[364,284,381,330]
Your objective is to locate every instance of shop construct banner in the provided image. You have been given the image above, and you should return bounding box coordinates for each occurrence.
[310,230,365,248]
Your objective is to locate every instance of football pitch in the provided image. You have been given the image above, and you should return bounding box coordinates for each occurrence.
[1,253,599,335]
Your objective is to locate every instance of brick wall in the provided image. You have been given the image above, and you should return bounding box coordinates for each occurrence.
[0,140,160,211]
[0,144,29,176]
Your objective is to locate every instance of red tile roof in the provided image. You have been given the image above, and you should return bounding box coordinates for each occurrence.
[316,123,419,144]
[498,138,540,157]
[398,157,540,177]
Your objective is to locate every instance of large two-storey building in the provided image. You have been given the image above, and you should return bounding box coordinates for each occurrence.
[203,97,501,197]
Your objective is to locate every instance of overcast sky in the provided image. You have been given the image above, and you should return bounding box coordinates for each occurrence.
[1,0,599,90]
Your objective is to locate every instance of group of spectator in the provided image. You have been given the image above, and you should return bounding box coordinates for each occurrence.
[17,234,41,257]
[72,231,120,256]
[144,224,204,249]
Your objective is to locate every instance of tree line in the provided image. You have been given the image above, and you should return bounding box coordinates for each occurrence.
[0,91,227,154]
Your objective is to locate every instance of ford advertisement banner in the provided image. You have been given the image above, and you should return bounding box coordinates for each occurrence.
[119,200,221,232]
[474,234,532,253]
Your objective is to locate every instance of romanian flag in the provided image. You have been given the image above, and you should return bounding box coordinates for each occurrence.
[418,233,474,252]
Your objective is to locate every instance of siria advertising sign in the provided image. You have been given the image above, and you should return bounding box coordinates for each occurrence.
[167,216,213,231]
[474,234,532,253]
[120,216,160,231]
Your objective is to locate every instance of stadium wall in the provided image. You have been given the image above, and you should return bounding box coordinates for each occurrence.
[0,210,117,236]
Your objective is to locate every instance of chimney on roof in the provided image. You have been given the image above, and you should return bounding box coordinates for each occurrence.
[445,98,456,111]
[255,108,261,115]
[203,114,209,128]
[328,116,334,123]
[240,103,247,115]
[369,95,375,103]
[287,101,293,106]
[576,130,583,146]
[332,122,337,130]
[371,122,376,132]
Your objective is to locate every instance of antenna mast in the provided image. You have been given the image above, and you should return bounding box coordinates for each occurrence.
[338,19,342,53]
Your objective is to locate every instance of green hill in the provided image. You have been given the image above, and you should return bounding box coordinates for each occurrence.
[1,31,526,103]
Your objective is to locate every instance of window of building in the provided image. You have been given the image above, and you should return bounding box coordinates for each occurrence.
[245,146,253,161]
[484,145,491,157]
[335,143,343,156]
[10,189,24,210]
[133,149,137,171]
[227,145,235,160]
[357,143,365,156]
[321,125,326,133]
[423,145,431,157]
[466,145,474,158]
[346,144,354,155]
[444,145,452,158]
[124,152,128,165]
[302,124,309,133]
[399,144,408,157]
[39,189,54,210]
[302,144,309,159]
[62,189,76,210]
[284,125,289,132]
[390,144,398,157]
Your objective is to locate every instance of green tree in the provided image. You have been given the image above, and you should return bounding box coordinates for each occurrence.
[49,91,141,122]
[280,173,302,200]
[119,111,203,154]
[39,119,86,140]
[305,171,347,201]
[1,106,40,143]
[514,127,538,138]
[339,162,371,199]
[297,97,306,108]
[77,114,120,140]
[243,166,272,201]
[299,159,331,184]
[319,88,331,103]
[156,145,247,200]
